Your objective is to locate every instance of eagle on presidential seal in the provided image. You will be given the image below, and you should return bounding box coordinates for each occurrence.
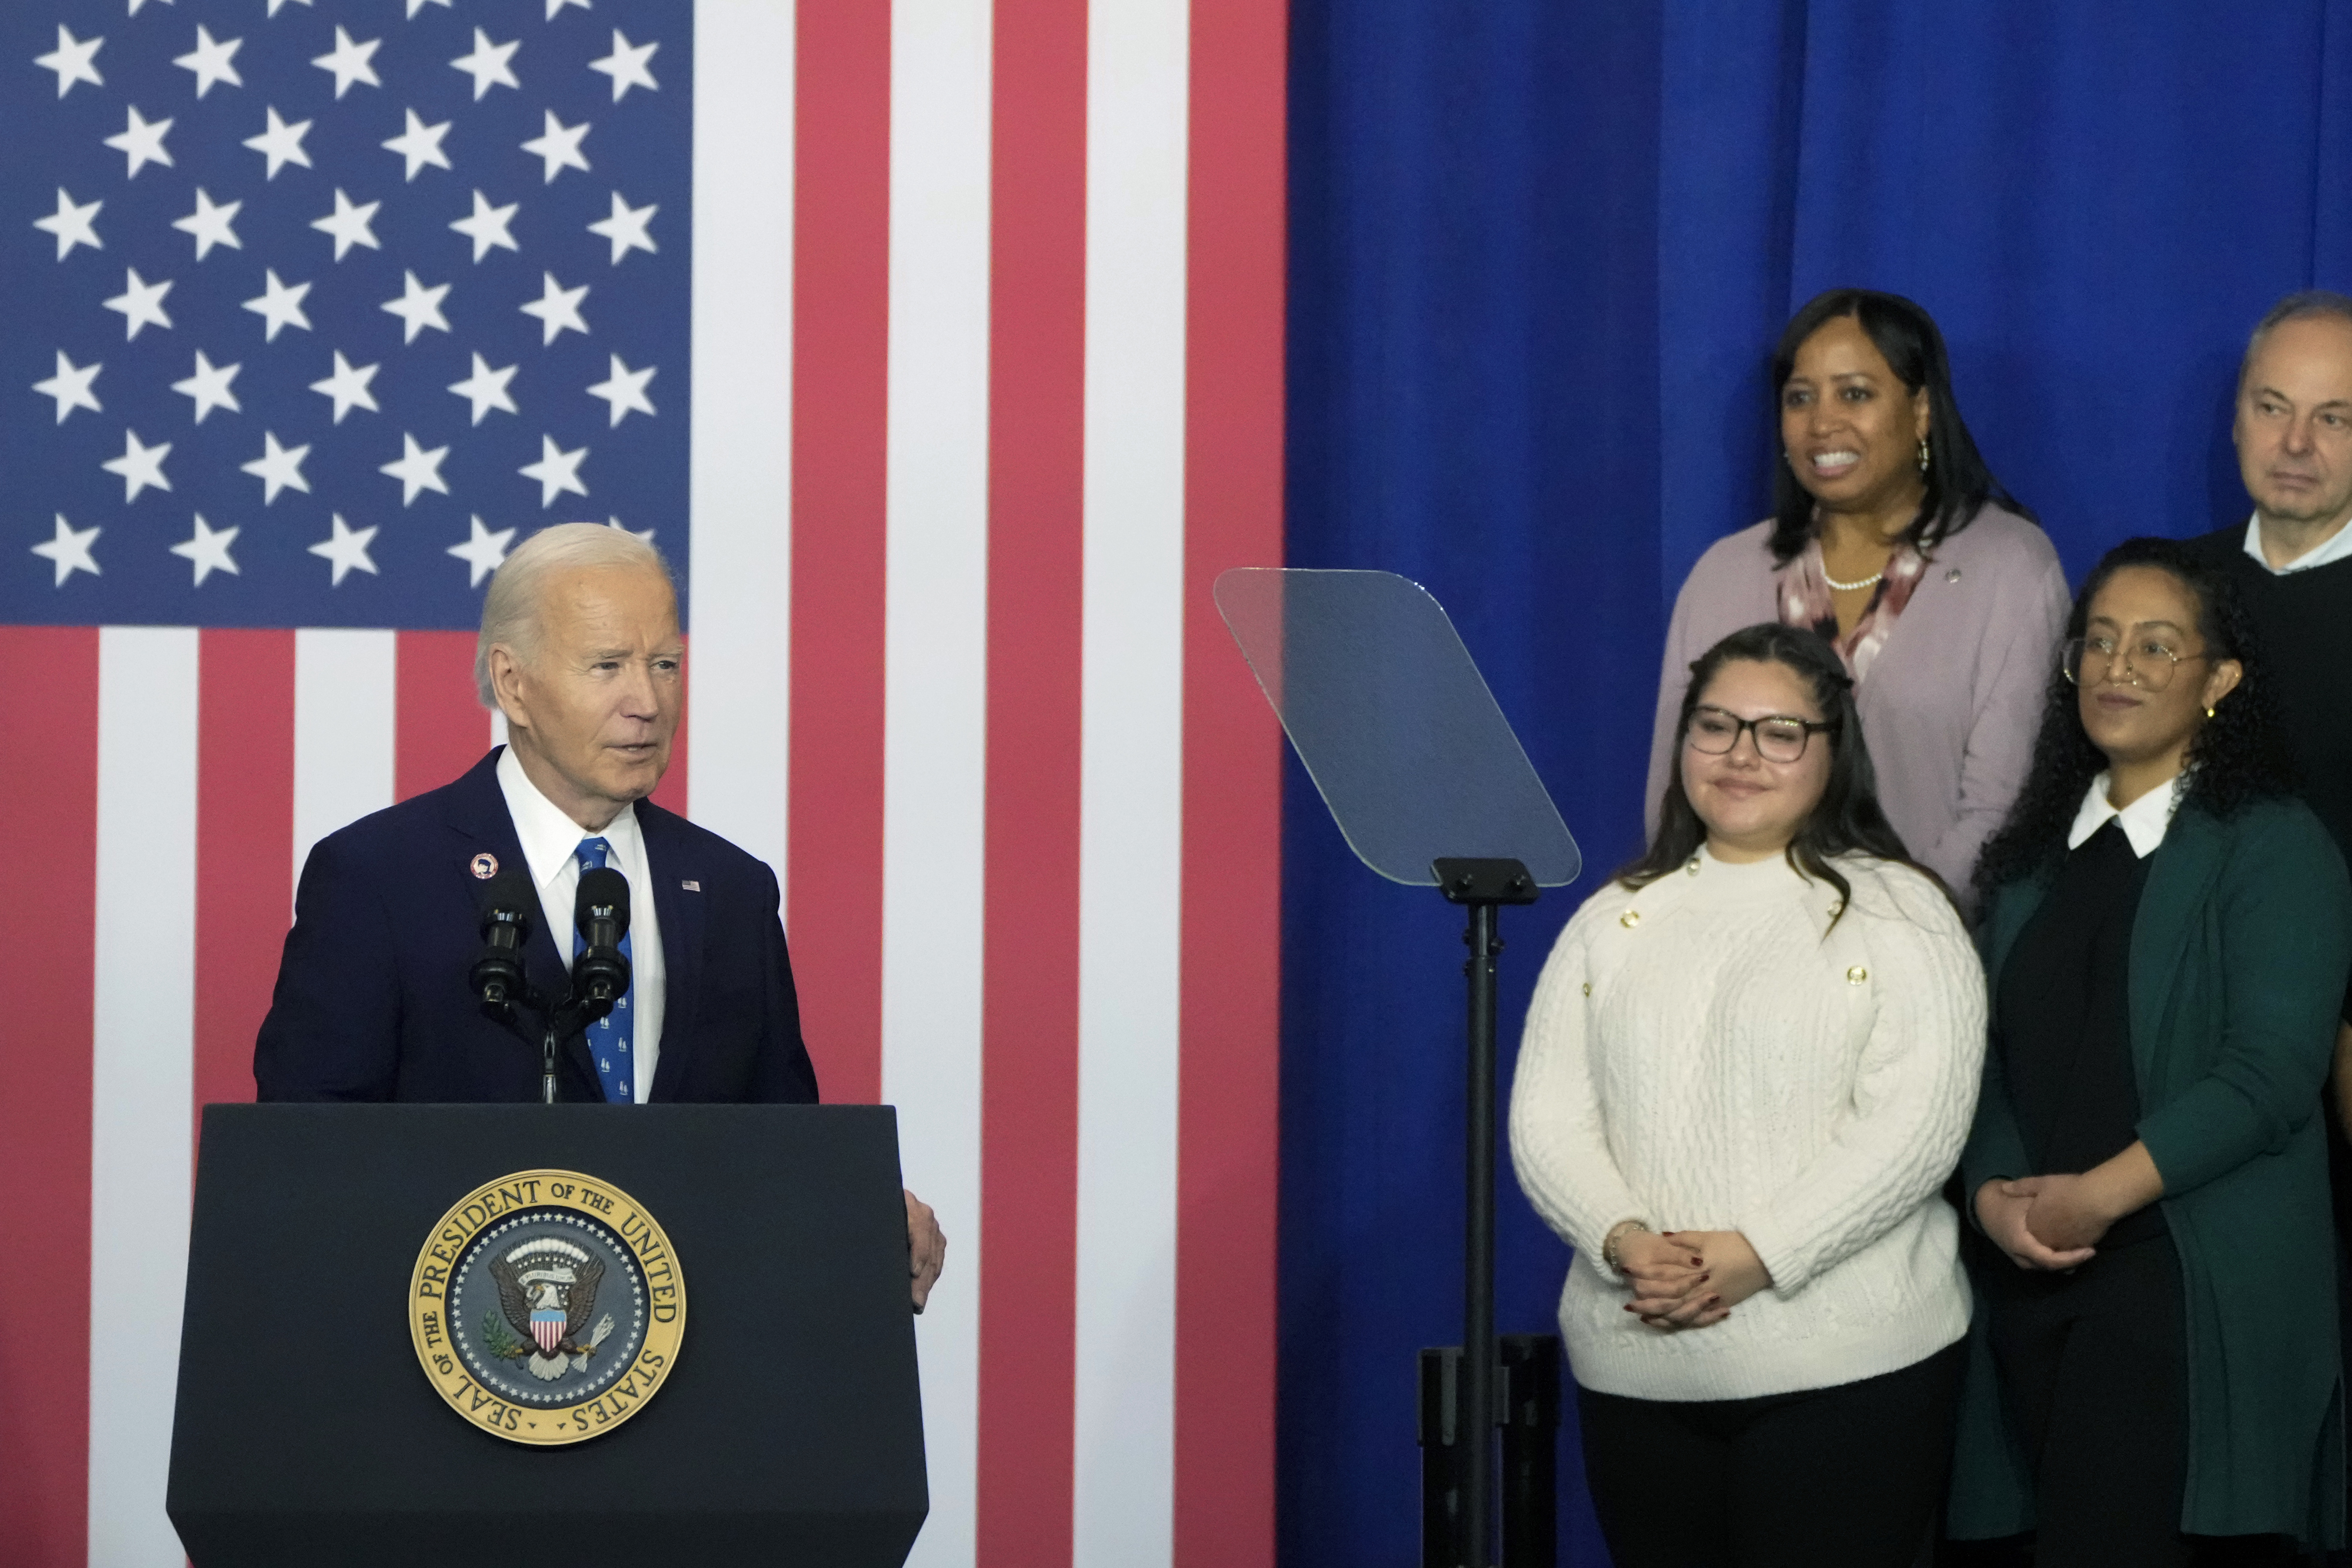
[487,1236,617,1382]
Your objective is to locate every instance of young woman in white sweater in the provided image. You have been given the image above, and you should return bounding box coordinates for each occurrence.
[1510,621,1986,1567]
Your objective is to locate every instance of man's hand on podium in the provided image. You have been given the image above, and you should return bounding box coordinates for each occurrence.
[907,1189,946,1312]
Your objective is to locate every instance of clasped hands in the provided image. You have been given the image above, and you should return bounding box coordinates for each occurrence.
[1973,1174,2106,1271]
[1614,1228,1772,1331]
[1974,1143,2163,1273]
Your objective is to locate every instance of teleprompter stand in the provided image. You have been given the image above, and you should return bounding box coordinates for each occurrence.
[1419,1335,1561,1568]
[165,1104,927,1567]
[1217,570,1580,1568]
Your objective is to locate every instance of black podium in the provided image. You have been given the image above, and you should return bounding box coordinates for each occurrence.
[166,1104,928,1566]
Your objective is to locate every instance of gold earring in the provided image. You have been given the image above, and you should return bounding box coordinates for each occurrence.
[2205,705,2216,719]
[1917,438,1931,473]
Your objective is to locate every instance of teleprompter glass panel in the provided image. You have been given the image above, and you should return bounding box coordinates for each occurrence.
[1214,568,1580,888]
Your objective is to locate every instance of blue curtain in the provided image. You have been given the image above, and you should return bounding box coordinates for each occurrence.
[1281,4,2352,1564]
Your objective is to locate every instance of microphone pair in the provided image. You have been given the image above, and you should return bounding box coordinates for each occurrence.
[469,865,633,1015]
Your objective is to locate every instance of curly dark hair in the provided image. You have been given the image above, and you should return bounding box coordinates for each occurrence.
[1620,622,1946,928]
[1767,288,2036,564]
[1969,537,2295,904]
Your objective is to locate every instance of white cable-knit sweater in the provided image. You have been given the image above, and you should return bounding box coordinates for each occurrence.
[1508,846,1986,1401]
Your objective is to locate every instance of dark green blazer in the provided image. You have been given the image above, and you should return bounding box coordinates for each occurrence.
[1950,795,2352,1545]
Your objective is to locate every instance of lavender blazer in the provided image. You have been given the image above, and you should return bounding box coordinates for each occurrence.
[1644,506,2069,898]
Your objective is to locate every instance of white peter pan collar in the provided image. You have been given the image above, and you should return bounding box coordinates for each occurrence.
[2066,770,2183,859]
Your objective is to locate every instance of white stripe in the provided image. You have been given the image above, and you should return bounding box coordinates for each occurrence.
[292,629,397,896]
[885,0,992,1562]
[1074,0,1190,1561]
[685,0,796,878]
[88,627,199,1567]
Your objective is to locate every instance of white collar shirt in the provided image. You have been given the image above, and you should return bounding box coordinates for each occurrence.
[2067,769,2185,859]
[496,746,664,1101]
[2242,511,2352,575]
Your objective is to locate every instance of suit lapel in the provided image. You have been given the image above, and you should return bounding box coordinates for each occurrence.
[441,748,597,1096]
[2129,805,2228,1092]
[639,803,705,1103]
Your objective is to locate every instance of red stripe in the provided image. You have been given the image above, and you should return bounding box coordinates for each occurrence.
[0,628,96,1568]
[395,630,491,801]
[786,0,890,1106]
[1174,2,1288,1562]
[651,647,687,819]
[193,631,294,1152]
[977,2,1089,1562]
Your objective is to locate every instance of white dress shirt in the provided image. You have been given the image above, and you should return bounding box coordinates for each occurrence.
[2243,511,2352,575]
[496,746,664,1101]
[2067,769,2185,858]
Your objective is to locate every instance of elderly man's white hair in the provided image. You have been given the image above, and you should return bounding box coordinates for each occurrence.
[475,522,675,707]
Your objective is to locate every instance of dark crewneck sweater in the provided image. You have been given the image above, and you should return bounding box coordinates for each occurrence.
[1997,820,2167,1246]
[2183,521,2352,873]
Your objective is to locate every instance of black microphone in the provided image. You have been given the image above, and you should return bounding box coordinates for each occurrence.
[468,868,537,1013]
[572,866,632,1008]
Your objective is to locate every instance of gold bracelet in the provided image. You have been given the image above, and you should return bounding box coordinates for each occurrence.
[1602,1219,1651,1274]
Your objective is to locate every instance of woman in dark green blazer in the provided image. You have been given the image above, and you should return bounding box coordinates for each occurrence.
[1949,538,2352,1562]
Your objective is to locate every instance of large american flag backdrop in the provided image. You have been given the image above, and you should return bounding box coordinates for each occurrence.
[0,2,1284,1564]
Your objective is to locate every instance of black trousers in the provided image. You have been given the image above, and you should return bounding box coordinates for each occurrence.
[1578,1341,1965,1568]
[1978,1231,2297,1567]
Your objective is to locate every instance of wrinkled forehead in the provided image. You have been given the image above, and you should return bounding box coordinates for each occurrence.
[538,564,680,645]
[2244,314,2352,400]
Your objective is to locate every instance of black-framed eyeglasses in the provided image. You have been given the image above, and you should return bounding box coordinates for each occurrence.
[1684,705,1836,763]
[2061,635,2208,693]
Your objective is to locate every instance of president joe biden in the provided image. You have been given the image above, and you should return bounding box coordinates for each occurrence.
[254,522,944,1306]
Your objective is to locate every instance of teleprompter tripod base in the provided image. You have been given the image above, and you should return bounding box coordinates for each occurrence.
[1417,1335,1561,1568]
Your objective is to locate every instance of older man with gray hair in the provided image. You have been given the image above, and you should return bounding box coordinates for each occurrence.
[2185,292,2352,1047]
[2185,299,2352,1426]
[256,522,944,1306]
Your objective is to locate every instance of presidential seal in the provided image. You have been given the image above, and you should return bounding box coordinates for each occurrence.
[409,1170,685,1446]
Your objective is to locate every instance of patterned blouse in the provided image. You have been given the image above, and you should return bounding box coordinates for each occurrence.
[1775,537,1930,683]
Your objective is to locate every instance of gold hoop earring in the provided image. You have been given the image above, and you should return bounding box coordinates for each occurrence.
[1917,438,1931,473]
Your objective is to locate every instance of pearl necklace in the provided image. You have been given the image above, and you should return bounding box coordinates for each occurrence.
[1822,566,1883,593]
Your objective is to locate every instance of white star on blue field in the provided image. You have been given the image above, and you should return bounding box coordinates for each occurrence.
[2,0,688,629]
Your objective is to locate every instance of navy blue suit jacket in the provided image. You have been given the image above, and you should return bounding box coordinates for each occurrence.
[254,749,820,1104]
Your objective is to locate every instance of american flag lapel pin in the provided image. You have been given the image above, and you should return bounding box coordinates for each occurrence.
[680,880,700,892]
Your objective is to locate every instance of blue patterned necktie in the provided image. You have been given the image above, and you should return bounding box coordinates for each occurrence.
[573,837,635,1104]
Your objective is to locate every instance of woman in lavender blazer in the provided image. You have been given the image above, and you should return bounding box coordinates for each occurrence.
[1647,290,2069,901]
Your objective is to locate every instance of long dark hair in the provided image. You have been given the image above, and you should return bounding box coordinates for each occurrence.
[1767,288,2033,564]
[1970,537,2294,904]
[1621,622,1941,925]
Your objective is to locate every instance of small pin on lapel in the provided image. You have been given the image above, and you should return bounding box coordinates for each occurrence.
[469,852,499,880]
[680,879,701,892]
